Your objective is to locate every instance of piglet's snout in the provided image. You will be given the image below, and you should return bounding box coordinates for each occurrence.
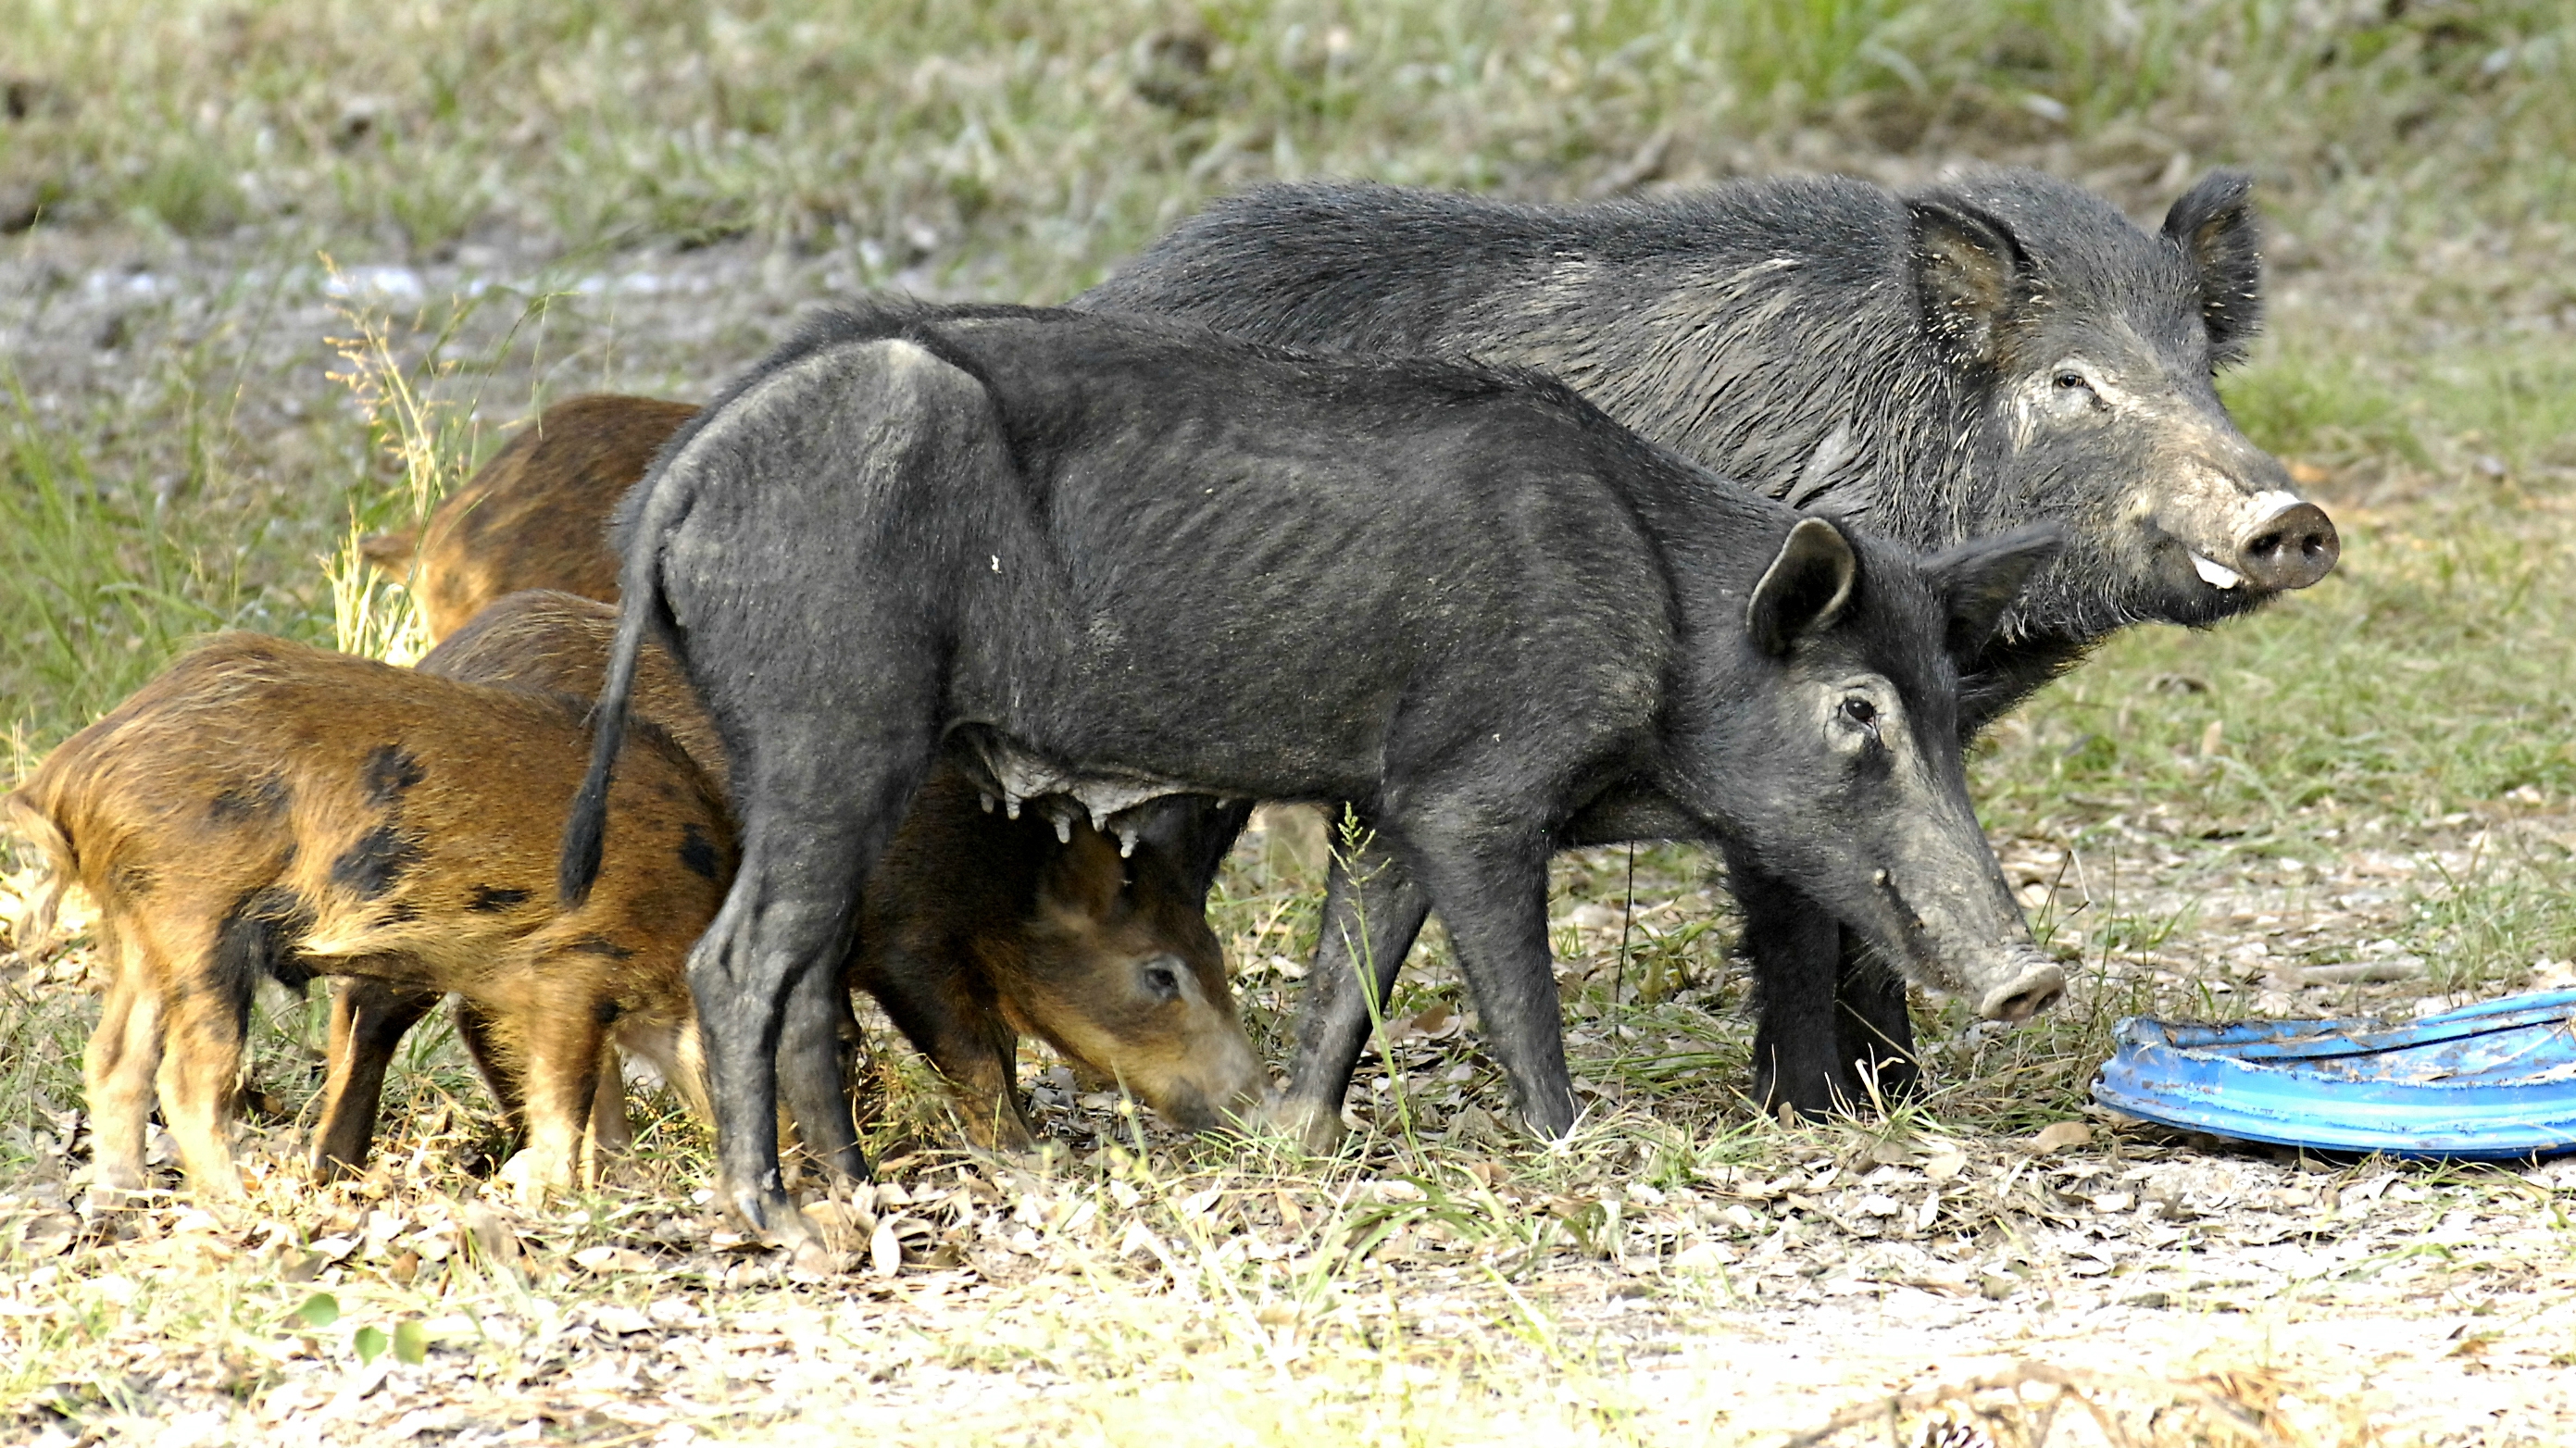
[1972,950,2065,1023]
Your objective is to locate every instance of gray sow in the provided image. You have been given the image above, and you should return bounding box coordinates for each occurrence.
[561,301,2065,1242]
[1082,168,2336,1116]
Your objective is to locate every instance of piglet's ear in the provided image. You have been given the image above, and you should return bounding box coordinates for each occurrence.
[2161,169,2264,366]
[1748,517,1858,656]
[1036,818,1125,920]
[1907,196,2032,369]
[1923,521,2067,659]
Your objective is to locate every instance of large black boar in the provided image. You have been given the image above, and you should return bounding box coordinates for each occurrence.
[560,299,2066,1240]
[1082,169,2337,1113]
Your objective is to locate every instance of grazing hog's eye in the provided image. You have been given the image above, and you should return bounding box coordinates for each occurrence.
[1838,696,1879,733]
[1142,962,1182,1002]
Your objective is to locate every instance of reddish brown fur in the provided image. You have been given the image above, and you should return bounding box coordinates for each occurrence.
[2,634,728,1200]
[402,589,1259,1152]
[856,770,1257,1152]
[359,395,698,643]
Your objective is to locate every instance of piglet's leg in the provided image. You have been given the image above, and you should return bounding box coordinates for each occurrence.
[1267,823,1431,1154]
[152,955,249,1199]
[587,1052,633,1165]
[83,951,162,1195]
[312,976,442,1180]
[1404,830,1573,1141]
[502,996,607,1205]
[865,959,1038,1155]
[454,1003,529,1146]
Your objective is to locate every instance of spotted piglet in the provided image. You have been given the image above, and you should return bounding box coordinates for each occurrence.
[3,633,728,1202]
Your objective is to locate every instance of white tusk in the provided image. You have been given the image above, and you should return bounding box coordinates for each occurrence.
[2191,553,2243,590]
[1004,793,1022,820]
[1054,815,1072,845]
[1116,826,1139,858]
[980,793,996,814]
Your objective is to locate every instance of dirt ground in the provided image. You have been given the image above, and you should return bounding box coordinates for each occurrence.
[4,225,2574,1446]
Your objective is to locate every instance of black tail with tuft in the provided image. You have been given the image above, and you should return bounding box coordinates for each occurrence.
[559,459,695,907]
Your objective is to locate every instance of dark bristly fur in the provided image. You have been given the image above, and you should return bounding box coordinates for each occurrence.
[1080,167,2339,1113]
[563,300,2067,1240]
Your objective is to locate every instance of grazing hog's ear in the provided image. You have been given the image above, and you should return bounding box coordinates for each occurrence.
[2162,169,2264,366]
[1923,521,2067,658]
[1748,518,1858,656]
[1907,197,2031,369]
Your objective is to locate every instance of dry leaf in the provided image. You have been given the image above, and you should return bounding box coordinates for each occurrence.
[2028,1122,2094,1154]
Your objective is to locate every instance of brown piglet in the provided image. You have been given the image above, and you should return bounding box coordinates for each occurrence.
[360,394,698,643]
[3,633,728,1202]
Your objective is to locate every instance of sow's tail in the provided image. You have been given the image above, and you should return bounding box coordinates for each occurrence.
[559,461,694,907]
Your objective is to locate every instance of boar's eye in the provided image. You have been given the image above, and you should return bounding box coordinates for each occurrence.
[1142,961,1182,1002]
[1837,696,1880,734]
[2050,368,2102,404]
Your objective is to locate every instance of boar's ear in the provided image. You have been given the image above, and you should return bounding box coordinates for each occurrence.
[1748,518,1858,656]
[2162,169,2264,366]
[1907,196,2032,369]
[1924,521,2067,658]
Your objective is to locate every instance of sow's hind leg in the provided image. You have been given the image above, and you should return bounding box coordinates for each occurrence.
[1268,821,1430,1154]
[694,742,930,1240]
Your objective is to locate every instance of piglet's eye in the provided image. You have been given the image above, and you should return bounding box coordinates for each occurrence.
[1143,963,1182,1001]
[1839,697,1879,730]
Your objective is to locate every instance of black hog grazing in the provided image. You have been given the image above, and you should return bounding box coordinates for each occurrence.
[398,589,1258,1158]
[561,299,2066,1238]
[359,395,699,643]
[2,634,727,1203]
[1082,169,2337,1114]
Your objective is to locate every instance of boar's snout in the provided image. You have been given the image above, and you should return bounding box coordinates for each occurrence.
[1973,951,2065,1023]
[2234,497,2339,592]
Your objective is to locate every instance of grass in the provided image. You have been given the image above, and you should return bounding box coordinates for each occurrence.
[5,0,2576,1442]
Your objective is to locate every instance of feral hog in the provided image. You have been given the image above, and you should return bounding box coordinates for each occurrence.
[563,300,2065,1238]
[1082,169,2337,1113]
[360,395,697,643]
[2,634,728,1201]
[415,590,1257,1157]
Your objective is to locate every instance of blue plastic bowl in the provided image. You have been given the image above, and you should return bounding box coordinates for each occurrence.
[2091,989,2576,1160]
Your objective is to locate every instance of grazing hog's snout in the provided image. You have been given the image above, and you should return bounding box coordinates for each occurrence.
[2232,495,2339,592]
[1972,950,2065,1023]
